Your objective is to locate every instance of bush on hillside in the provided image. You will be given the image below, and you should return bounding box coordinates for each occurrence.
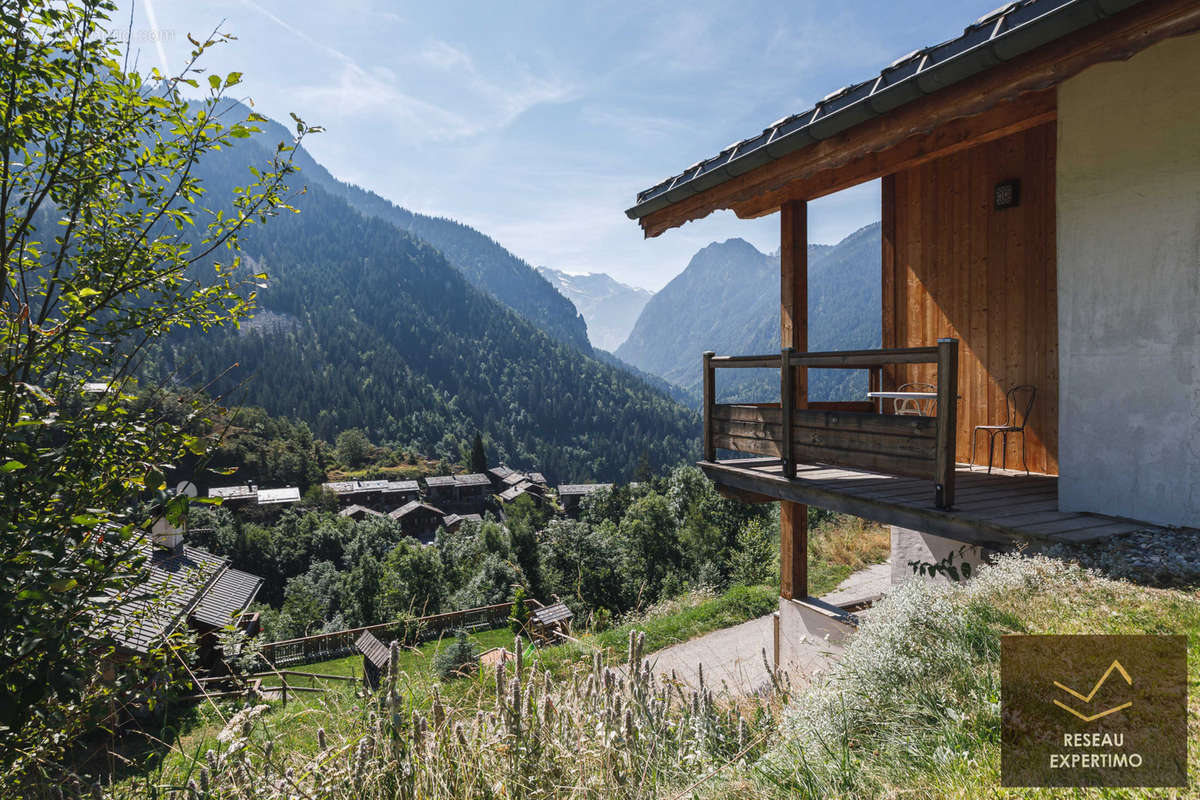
[433,630,478,680]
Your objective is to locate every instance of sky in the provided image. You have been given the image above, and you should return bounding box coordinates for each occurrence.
[114,0,1003,291]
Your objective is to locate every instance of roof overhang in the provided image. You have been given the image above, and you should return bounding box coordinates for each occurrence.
[627,0,1200,238]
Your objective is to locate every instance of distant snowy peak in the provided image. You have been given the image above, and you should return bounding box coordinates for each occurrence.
[538,267,653,352]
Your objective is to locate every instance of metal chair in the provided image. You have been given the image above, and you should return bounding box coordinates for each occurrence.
[969,384,1037,475]
[894,382,937,416]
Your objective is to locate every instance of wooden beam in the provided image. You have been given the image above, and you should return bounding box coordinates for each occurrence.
[638,0,1200,237]
[780,200,807,600]
[935,338,959,509]
[702,351,715,462]
[880,173,897,395]
[714,484,775,505]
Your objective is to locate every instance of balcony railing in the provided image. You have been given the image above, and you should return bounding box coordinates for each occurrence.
[702,339,959,508]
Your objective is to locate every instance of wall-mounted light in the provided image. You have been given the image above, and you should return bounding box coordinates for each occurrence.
[994,179,1020,210]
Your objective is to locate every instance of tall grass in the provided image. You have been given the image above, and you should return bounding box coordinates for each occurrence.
[741,555,1200,799]
[113,631,786,799]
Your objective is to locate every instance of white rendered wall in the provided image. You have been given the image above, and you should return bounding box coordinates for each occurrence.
[1056,34,1200,528]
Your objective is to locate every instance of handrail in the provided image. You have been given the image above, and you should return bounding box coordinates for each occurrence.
[702,341,959,508]
[258,598,544,667]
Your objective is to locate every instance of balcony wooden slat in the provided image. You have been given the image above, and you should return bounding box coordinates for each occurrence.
[793,408,936,439]
[712,433,783,458]
[711,404,784,425]
[790,425,937,461]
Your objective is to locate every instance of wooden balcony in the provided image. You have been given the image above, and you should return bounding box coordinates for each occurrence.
[700,342,1155,547]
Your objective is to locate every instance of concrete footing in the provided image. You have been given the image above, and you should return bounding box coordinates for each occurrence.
[773,595,858,674]
[890,525,988,585]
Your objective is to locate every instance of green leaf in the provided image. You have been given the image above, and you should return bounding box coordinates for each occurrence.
[50,579,78,593]
[208,74,222,90]
[1,460,25,472]
[71,514,104,526]
[225,71,243,88]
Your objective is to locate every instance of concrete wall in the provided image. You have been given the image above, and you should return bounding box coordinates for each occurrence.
[889,527,986,585]
[1056,34,1200,528]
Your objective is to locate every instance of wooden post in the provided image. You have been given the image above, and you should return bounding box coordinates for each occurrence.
[935,338,959,509]
[780,200,808,601]
[702,351,716,462]
[881,174,897,393]
[780,347,794,478]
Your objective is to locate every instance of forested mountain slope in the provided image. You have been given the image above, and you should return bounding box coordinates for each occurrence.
[241,109,590,351]
[616,225,881,401]
[537,267,652,351]
[150,131,697,483]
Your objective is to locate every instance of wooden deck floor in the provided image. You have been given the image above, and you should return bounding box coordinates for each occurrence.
[700,458,1159,547]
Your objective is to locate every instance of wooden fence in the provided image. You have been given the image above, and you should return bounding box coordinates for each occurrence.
[703,340,958,508]
[258,599,543,668]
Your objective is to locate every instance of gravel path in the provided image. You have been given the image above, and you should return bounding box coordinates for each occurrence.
[647,561,892,695]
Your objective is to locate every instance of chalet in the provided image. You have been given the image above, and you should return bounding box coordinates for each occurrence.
[339,503,385,521]
[256,487,301,507]
[104,523,263,667]
[626,0,1200,667]
[487,465,516,488]
[424,475,458,508]
[557,483,613,517]
[442,512,483,533]
[424,473,491,513]
[383,479,421,505]
[389,500,446,541]
[321,479,420,508]
[207,484,257,507]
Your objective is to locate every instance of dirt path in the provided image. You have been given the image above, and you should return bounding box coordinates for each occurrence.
[647,561,890,695]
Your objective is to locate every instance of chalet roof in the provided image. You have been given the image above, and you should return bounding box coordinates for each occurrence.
[557,483,612,496]
[358,479,388,491]
[442,513,462,528]
[191,566,263,628]
[102,537,262,657]
[528,472,547,485]
[355,630,391,671]
[488,466,515,481]
[385,480,420,492]
[497,486,525,502]
[208,485,256,500]
[531,602,573,626]
[460,513,483,523]
[502,472,528,487]
[389,500,445,519]
[425,475,457,488]
[321,480,358,494]
[104,542,226,654]
[627,0,1137,221]
[455,473,492,487]
[339,504,384,519]
[257,487,301,505]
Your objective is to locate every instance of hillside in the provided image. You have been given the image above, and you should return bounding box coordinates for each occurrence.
[239,107,591,352]
[537,266,653,351]
[147,128,698,483]
[616,225,881,402]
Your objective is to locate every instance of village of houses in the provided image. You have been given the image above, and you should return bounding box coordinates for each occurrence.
[208,466,609,538]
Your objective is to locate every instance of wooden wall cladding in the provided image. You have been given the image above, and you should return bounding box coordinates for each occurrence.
[882,121,1058,475]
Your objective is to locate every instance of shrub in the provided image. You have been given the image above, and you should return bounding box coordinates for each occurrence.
[509,586,531,635]
[433,630,478,680]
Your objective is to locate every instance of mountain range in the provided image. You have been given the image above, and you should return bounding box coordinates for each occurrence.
[616,225,882,402]
[536,267,652,352]
[146,110,699,483]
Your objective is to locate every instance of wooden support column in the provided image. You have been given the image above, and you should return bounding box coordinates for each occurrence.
[779,200,808,601]
[702,351,715,462]
[880,173,897,394]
